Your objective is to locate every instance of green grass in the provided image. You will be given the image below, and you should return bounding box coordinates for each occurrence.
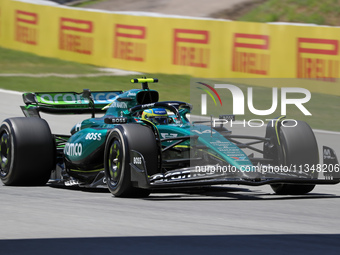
[0,47,103,74]
[71,0,106,7]
[0,47,192,102]
[0,47,339,131]
[238,0,340,25]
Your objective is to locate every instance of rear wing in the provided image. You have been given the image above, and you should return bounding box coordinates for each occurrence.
[21,90,122,117]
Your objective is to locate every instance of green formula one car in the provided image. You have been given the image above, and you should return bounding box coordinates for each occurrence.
[0,78,339,197]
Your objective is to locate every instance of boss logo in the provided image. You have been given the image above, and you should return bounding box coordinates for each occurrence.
[85,133,102,141]
[111,118,127,124]
[105,117,128,124]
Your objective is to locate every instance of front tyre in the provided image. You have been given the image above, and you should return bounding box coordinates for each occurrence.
[104,124,158,198]
[270,120,318,195]
[0,117,55,186]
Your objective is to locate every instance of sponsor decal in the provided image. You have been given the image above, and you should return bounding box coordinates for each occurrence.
[85,133,102,141]
[232,33,270,75]
[59,18,94,55]
[154,109,166,114]
[324,148,334,160]
[75,122,82,132]
[15,10,38,45]
[297,38,339,82]
[160,133,178,139]
[141,103,155,109]
[39,92,117,104]
[65,179,80,186]
[173,29,210,68]
[107,117,128,124]
[127,91,137,97]
[133,157,142,165]
[113,24,146,61]
[64,143,82,157]
[192,129,216,135]
[109,101,128,109]
[219,115,235,121]
[90,92,119,103]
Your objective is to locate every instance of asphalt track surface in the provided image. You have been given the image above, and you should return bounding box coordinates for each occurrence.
[1,89,340,254]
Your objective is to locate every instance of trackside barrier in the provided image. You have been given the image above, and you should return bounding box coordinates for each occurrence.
[1,0,340,95]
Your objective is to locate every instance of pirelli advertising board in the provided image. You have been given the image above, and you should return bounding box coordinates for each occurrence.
[15,10,39,46]
[1,0,340,95]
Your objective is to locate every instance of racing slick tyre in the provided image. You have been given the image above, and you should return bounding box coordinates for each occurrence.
[0,117,55,186]
[270,120,318,195]
[104,124,158,198]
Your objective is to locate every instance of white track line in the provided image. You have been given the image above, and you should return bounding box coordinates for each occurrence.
[313,129,340,135]
[0,88,23,95]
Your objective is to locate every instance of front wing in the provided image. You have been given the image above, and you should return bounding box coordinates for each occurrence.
[129,146,340,189]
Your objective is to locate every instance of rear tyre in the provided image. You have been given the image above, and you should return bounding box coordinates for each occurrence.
[270,121,318,195]
[0,117,55,186]
[104,124,158,197]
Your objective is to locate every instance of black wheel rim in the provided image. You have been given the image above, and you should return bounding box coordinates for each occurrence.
[108,139,123,186]
[0,130,11,177]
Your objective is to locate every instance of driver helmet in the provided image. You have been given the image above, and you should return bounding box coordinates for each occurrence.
[142,108,168,125]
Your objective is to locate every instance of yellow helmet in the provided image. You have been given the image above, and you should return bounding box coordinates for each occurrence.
[142,108,168,125]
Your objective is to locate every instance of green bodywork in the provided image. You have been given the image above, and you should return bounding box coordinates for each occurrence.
[21,81,253,175]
